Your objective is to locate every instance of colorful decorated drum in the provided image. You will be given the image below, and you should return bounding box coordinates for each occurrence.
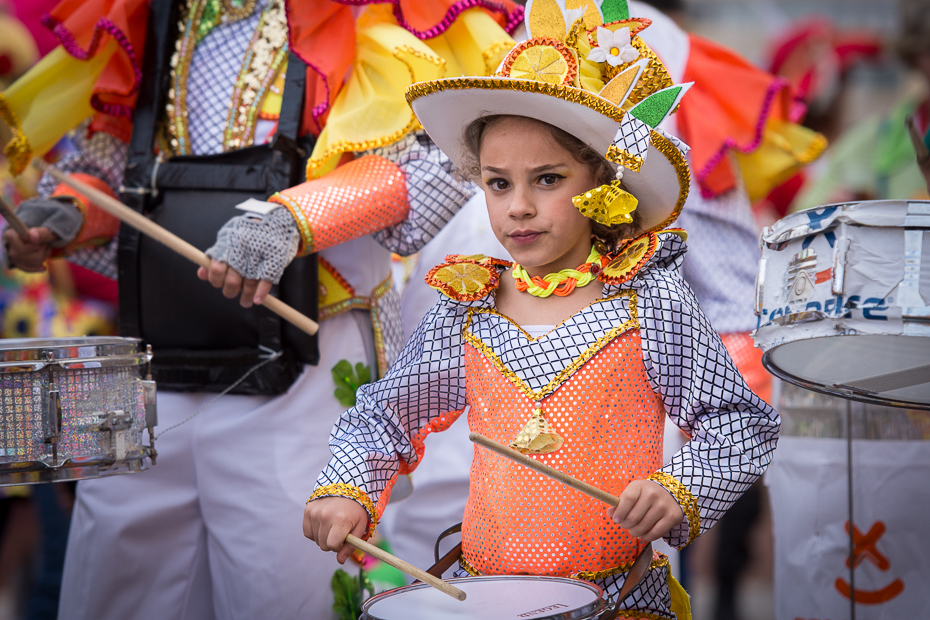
[361,575,611,620]
[753,200,930,409]
[0,337,157,485]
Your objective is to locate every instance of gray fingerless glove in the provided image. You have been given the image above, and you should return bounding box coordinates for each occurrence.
[205,206,300,284]
[7,196,84,247]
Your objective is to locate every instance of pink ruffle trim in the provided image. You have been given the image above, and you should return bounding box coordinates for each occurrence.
[40,13,141,119]
[696,76,790,199]
[334,0,524,38]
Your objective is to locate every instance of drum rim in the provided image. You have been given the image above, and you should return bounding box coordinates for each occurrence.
[0,336,142,351]
[761,198,930,246]
[762,342,930,412]
[0,337,148,369]
[361,575,606,620]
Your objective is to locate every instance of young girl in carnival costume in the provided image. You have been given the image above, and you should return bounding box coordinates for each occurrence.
[304,1,779,617]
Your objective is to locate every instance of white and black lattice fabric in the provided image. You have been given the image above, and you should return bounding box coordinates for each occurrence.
[316,229,780,547]
[367,131,476,257]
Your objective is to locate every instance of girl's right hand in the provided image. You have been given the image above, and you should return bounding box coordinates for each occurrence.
[303,496,370,564]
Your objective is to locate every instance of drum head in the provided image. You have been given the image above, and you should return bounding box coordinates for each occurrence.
[764,334,930,409]
[362,575,605,620]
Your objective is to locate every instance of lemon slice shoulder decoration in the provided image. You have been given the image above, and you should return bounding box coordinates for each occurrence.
[599,232,658,284]
[501,38,578,86]
[426,255,505,301]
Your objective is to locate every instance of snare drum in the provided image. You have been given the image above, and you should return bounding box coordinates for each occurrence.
[754,200,930,409]
[361,576,611,620]
[0,337,157,485]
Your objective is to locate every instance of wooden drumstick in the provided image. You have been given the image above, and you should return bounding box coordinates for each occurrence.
[469,433,620,506]
[344,534,467,601]
[0,194,31,240]
[38,163,319,336]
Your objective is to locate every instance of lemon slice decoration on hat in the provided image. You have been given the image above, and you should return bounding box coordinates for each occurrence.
[503,39,577,86]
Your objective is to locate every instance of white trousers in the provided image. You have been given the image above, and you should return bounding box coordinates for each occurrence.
[59,313,368,620]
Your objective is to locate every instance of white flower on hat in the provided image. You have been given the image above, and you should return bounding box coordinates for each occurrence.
[587,26,639,67]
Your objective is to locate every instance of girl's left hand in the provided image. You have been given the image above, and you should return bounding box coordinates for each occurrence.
[608,480,685,542]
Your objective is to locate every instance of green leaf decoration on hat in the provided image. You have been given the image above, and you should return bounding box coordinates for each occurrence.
[629,82,692,128]
[600,0,631,22]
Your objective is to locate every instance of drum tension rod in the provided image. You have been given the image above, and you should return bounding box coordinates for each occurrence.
[44,352,62,466]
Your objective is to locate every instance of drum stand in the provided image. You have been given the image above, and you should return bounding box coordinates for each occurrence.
[845,398,856,620]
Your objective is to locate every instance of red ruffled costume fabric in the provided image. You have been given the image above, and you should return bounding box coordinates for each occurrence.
[676,34,803,199]
[41,0,524,139]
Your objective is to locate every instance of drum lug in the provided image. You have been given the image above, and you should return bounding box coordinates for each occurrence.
[141,379,157,466]
[831,235,849,297]
[43,388,62,466]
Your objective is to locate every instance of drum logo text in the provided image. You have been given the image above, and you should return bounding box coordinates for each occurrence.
[518,603,570,617]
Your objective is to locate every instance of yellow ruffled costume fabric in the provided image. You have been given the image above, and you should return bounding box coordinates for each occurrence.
[306,7,514,178]
[0,41,117,175]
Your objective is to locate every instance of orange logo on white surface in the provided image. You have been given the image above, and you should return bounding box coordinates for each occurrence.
[834,521,904,605]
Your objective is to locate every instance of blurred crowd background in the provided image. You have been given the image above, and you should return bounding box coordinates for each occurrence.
[0,0,927,619]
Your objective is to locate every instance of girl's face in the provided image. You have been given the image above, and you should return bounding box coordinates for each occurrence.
[479,116,598,276]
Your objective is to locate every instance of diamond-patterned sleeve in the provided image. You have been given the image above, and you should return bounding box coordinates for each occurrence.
[313,295,472,533]
[634,234,780,550]
[37,122,128,280]
[366,131,475,256]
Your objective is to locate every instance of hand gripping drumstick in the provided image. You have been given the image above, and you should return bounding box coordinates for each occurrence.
[0,194,31,240]
[38,164,319,336]
[344,534,467,601]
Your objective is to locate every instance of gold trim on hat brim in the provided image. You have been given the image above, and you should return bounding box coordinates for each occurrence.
[406,76,689,233]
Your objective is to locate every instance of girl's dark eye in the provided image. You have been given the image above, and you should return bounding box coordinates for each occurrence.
[486,178,509,191]
[539,174,563,186]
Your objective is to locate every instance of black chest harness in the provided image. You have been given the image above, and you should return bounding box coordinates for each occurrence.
[118,0,318,395]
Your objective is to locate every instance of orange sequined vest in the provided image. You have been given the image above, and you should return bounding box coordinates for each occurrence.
[463,328,666,579]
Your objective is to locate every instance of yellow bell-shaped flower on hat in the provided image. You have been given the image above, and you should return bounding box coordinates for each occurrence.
[572,180,639,226]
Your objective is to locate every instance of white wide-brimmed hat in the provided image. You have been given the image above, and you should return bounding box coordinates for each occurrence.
[406,0,693,233]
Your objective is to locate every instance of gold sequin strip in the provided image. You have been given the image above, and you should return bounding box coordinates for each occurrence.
[574,553,669,581]
[308,483,378,539]
[647,472,700,548]
[267,192,314,254]
[462,548,670,582]
[648,130,691,233]
[406,77,627,123]
[165,0,203,156]
[462,289,638,402]
[0,93,31,176]
[606,146,644,172]
[223,0,289,151]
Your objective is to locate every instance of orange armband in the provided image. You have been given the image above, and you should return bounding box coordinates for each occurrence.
[50,173,121,254]
[269,155,408,256]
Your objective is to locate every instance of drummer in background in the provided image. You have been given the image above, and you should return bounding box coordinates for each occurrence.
[305,2,779,618]
[0,1,521,618]
[791,0,930,210]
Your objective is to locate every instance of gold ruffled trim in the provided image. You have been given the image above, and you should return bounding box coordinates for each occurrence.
[0,93,32,176]
[647,472,700,548]
[796,131,828,165]
[305,44,444,176]
[406,76,628,123]
[482,40,516,75]
[462,289,638,402]
[308,483,379,539]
